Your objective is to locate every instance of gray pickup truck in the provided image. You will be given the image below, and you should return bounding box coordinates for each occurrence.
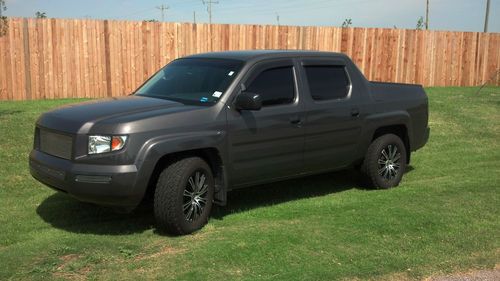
[30,50,429,235]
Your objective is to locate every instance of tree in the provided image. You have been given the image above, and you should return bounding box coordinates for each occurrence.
[416,16,424,30]
[144,19,158,22]
[35,11,47,19]
[0,0,5,16]
[341,18,352,28]
[0,0,7,37]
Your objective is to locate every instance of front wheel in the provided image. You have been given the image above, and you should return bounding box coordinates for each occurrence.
[362,134,407,189]
[154,157,214,235]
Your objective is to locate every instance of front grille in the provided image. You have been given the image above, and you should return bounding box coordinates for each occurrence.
[39,129,73,160]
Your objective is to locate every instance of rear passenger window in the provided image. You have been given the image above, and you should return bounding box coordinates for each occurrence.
[246,66,295,106]
[304,65,350,101]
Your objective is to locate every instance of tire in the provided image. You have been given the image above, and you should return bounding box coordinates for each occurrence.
[362,134,407,189]
[154,157,214,235]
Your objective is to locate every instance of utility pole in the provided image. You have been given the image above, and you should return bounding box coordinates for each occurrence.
[202,0,218,25]
[425,0,429,30]
[193,11,196,24]
[156,4,169,22]
[484,0,490,32]
[276,12,280,26]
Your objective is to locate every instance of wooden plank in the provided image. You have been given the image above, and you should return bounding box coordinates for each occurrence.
[51,18,60,99]
[117,20,125,96]
[415,30,425,85]
[0,21,7,100]
[9,19,20,100]
[73,19,81,98]
[103,20,112,97]
[120,20,126,95]
[401,29,410,83]
[59,19,67,99]
[364,28,375,81]
[131,21,137,92]
[22,18,32,100]
[486,34,499,86]
[88,20,95,99]
[97,20,106,97]
[43,19,52,99]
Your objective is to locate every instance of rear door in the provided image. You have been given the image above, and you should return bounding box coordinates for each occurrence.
[226,59,305,186]
[298,58,363,173]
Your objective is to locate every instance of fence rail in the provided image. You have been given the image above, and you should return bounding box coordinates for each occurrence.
[0,18,499,100]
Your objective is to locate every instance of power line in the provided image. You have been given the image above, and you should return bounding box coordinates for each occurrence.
[216,0,370,17]
[215,0,316,15]
[202,0,219,24]
[122,7,156,18]
[167,0,199,7]
[156,4,170,22]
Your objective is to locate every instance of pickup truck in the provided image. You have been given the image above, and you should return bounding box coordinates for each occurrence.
[30,50,429,235]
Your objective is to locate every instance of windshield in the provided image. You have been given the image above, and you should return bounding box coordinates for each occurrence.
[135,58,243,105]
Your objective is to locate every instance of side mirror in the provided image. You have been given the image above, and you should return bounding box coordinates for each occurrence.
[234,92,262,111]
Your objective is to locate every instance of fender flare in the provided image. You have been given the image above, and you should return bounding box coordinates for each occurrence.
[357,111,412,158]
[131,131,227,200]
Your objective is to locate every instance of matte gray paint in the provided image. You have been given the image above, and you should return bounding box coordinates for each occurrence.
[29,50,429,208]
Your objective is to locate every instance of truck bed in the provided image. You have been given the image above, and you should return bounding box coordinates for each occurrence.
[368,81,430,151]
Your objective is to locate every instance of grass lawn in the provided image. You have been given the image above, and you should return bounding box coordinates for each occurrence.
[0,87,499,280]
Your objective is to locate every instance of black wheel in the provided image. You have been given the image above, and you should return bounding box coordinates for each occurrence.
[362,134,407,189]
[154,157,214,235]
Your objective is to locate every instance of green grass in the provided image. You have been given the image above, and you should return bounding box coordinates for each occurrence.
[0,87,499,280]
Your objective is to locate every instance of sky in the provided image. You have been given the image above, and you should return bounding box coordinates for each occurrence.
[3,0,500,32]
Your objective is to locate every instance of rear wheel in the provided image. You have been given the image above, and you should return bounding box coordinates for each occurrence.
[362,134,407,189]
[154,157,214,235]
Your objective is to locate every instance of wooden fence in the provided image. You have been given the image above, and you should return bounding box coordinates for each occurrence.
[0,18,499,100]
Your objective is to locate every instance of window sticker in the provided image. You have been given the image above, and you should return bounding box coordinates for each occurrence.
[200,97,209,102]
[212,91,223,98]
[228,71,235,76]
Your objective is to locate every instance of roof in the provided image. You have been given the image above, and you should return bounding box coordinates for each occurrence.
[184,50,345,61]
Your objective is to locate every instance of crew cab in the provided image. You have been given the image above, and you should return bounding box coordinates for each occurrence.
[30,50,430,235]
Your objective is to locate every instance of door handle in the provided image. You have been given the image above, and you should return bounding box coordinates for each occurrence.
[290,116,302,126]
[351,108,360,117]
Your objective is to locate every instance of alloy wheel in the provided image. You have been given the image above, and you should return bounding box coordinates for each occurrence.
[377,144,402,181]
[182,170,209,221]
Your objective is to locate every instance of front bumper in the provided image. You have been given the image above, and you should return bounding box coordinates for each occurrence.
[29,150,145,208]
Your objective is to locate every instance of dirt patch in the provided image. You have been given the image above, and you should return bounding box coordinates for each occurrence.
[426,267,500,281]
[134,246,186,261]
[53,268,91,281]
[55,254,80,271]
[52,254,91,281]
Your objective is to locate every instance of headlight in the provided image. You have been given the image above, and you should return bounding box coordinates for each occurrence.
[88,135,128,155]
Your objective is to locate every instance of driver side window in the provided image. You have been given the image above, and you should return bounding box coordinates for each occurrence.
[246,66,295,107]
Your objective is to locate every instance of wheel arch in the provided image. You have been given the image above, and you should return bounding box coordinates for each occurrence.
[355,111,413,165]
[143,147,227,206]
[371,124,411,164]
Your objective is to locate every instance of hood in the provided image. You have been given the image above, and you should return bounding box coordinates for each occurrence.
[37,96,195,134]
